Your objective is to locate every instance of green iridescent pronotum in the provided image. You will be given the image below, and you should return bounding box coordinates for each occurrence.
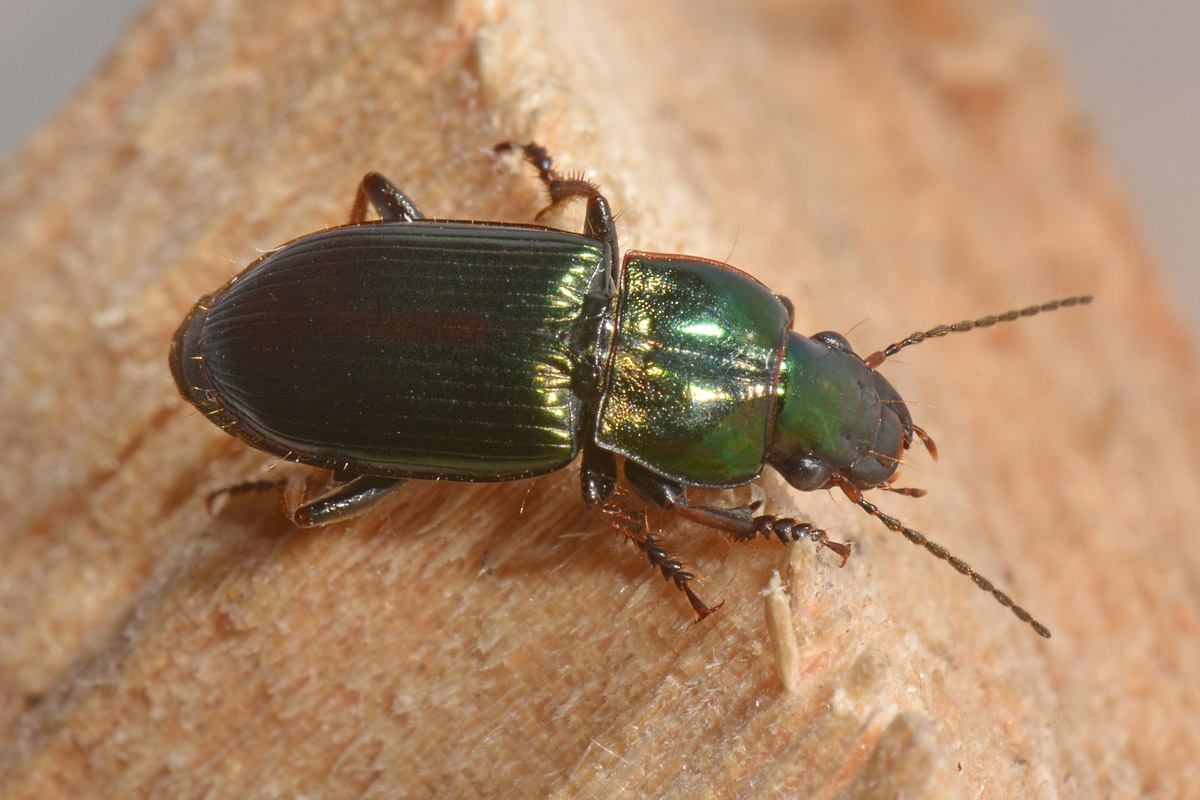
[170,142,1091,637]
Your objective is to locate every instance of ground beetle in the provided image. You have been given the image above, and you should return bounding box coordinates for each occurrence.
[171,142,1091,637]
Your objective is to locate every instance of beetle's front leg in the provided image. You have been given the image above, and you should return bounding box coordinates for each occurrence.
[623,461,851,564]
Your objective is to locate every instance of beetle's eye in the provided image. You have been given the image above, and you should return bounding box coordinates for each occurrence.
[812,331,854,354]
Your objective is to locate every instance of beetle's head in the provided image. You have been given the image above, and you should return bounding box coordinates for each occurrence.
[768,330,919,493]
[767,295,1095,494]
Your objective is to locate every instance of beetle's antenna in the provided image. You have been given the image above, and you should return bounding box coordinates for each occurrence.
[832,476,1051,638]
[862,295,1093,369]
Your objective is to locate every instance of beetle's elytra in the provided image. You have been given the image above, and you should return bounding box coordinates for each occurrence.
[171,142,1091,636]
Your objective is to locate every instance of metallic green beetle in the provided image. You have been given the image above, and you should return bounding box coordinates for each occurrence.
[171,142,1090,636]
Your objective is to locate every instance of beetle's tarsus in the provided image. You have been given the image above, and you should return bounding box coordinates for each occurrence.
[687,591,722,622]
[822,538,853,567]
[600,499,719,620]
[747,515,852,565]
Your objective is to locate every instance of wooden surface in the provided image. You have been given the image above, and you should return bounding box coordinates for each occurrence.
[1,0,1197,797]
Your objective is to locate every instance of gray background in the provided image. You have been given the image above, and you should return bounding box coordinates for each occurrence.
[2,1,1196,337]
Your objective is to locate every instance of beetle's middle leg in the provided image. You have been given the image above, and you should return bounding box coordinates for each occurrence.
[624,461,851,564]
[598,496,722,620]
[581,439,725,617]
[495,141,620,290]
[350,173,425,223]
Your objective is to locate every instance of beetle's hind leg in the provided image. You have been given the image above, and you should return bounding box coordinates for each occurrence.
[206,477,290,515]
[350,173,425,223]
[206,471,406,527]
[599,498,721,620]
[205,472,406,527]
[291,474,408,527]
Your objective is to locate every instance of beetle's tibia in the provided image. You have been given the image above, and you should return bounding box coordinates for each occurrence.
[290,474,407,527]
[350,173,425,224]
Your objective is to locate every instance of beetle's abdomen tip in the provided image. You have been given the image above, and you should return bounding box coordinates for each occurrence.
[169,302,217,414]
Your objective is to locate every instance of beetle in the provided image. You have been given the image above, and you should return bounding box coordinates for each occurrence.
[170,142,1090,637]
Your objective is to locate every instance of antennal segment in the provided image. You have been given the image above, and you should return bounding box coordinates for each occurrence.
[832,476,1052,638]
[863,295,1093,369]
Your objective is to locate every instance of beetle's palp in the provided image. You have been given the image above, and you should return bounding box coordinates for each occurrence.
[879,475,927,498]
[906,423,938,461]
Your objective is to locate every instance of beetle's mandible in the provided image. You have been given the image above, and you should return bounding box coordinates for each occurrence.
[170,142,1091,637]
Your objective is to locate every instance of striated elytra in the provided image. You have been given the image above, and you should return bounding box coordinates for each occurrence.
[171,142,1091,635]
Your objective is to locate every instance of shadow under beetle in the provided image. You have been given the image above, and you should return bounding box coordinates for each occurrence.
[170,142,1091,637]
